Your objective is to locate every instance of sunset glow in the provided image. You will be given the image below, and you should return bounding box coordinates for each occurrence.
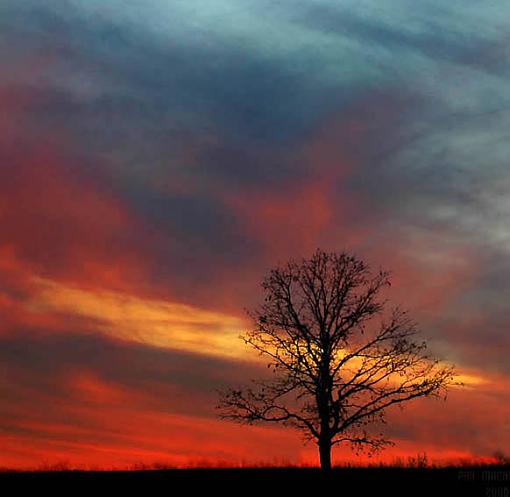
[1,0,509,470]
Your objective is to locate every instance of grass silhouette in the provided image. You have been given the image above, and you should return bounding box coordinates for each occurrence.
[1,455,508,495]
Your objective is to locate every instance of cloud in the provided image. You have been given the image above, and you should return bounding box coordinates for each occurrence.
[26,278,247,360]
[0,330,505,469]
[1,0,510,468]
[0,331,303,468]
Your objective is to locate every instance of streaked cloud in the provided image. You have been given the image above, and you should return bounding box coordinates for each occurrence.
[1,0,509,467]
[27,278,247,360]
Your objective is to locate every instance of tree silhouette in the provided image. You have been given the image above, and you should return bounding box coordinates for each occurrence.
[218,250,456,471]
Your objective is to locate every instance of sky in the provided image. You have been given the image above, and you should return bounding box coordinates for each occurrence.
[0,0,509,469]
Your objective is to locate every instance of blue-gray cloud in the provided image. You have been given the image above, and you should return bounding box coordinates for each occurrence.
[1,0,510,375]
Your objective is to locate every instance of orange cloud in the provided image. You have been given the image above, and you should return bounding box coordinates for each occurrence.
[25,277,248,360]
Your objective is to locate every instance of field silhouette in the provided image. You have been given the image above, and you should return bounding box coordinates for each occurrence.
[2,461,509,495]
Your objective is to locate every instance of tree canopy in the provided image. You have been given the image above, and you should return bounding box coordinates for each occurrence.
[218,250,456,470]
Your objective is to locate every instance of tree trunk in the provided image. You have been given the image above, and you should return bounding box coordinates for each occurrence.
[319,440,332,471]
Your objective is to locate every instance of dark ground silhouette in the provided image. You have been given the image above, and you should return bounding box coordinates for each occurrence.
[2,466,509,495]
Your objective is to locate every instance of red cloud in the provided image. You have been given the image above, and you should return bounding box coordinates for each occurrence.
[0,84,161,298]
[0,84,505,471]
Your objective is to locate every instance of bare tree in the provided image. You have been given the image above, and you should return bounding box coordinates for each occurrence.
[217,250,456,471]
